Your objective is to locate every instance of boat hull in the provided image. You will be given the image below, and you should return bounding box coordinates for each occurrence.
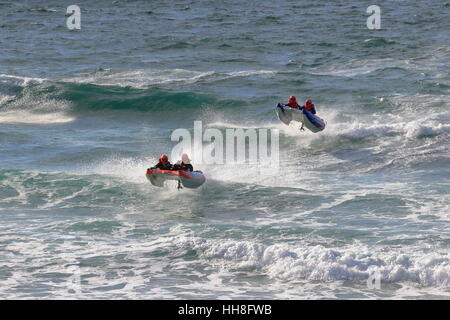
[146,169,206,188]
[276,104,325,132]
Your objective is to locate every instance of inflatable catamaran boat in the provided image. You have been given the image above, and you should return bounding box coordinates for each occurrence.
[276,103,326,133]
[146,168,206,189]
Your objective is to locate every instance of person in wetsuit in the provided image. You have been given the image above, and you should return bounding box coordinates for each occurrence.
[151,154,173,170]
[301,99,316,114]
[285,95,300,109]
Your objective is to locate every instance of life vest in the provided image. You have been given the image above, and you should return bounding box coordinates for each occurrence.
[304,103,315,111]
[180,162,193,172]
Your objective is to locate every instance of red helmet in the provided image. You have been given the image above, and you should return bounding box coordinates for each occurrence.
[159,154,168,163]
[289,96,296,101]
[306,99,313,105]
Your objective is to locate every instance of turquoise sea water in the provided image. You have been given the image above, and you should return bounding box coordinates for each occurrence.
[0,0,449,299]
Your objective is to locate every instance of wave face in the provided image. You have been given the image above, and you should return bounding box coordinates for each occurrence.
[1,0,449,299]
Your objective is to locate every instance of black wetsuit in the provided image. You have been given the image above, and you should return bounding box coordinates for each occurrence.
[152,162,173,170]
[173,162,193,172]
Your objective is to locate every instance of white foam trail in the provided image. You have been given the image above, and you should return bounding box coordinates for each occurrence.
[0,96,74,124]
[65,69,214,88]
[0,74,46,86]
[207,120,278,130]
[225,70,276,77]
[0,111,75,124]
[310,58,407,77]
[404,121,450,138]
[78,156,153,184]
[310,50,450,78]
[0,74,75,124]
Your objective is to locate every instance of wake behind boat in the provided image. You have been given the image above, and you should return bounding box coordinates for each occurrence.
[276,103,326,133]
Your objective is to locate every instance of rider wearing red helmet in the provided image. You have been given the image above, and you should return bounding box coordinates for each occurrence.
[286,95,300,109]
[302,99,316,114]
[152,154,173,170]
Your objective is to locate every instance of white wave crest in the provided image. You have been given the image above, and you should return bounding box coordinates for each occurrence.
[63,68,276,88]
[175,236,450,288]
[0,91,74,124]
[0,74,46,87]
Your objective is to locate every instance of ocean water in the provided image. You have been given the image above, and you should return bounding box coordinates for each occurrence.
[0,0,449,299]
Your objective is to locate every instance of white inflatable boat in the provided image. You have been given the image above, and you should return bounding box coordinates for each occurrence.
[146,168,206,189]
[276,103,326,133]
